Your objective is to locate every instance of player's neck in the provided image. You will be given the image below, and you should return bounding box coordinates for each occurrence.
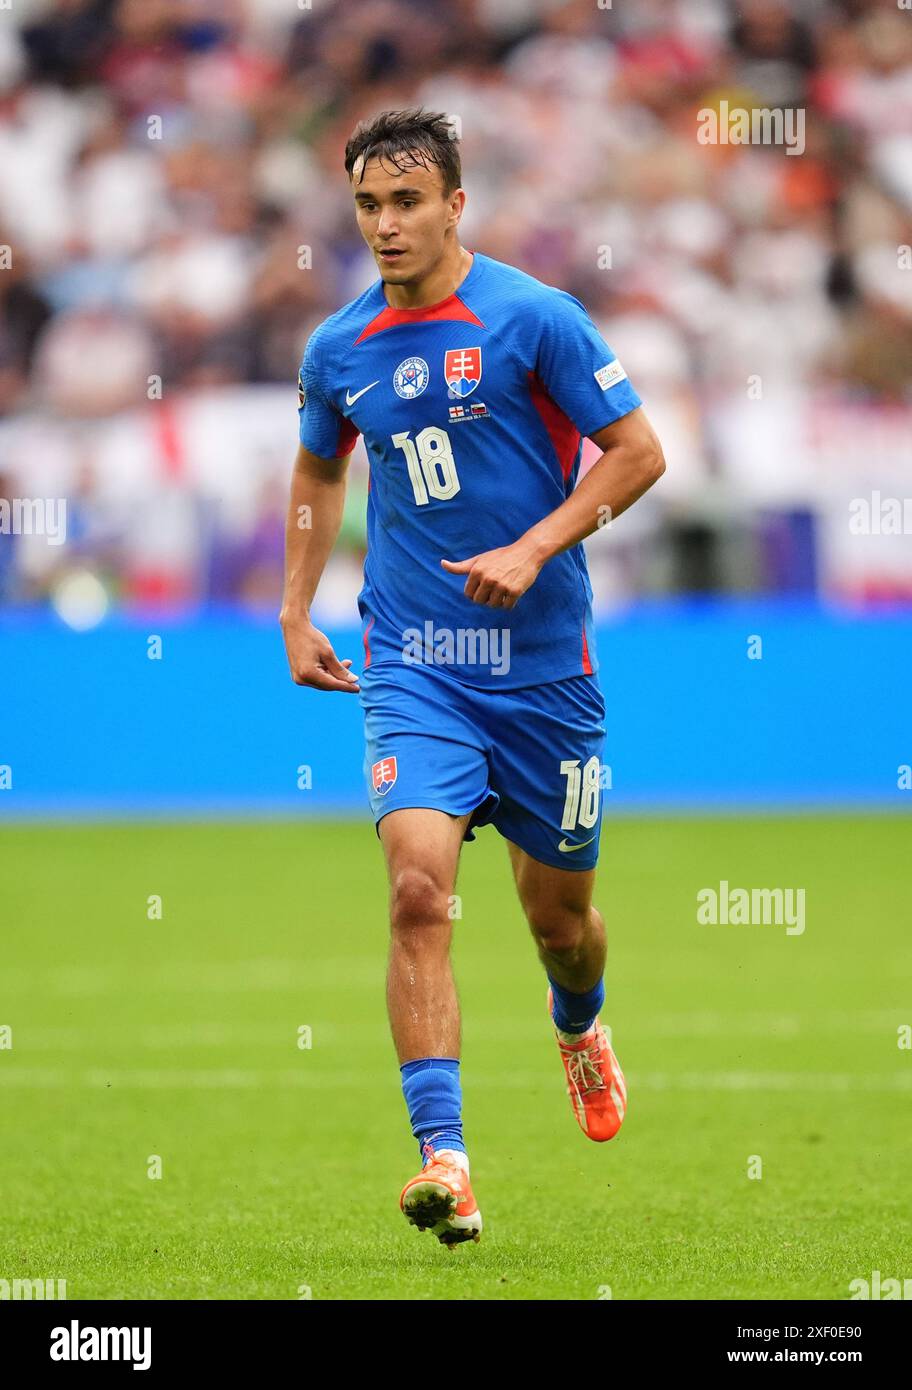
[382,244,473,310]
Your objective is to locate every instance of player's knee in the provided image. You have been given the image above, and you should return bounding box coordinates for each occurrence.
[527,904,588,955]
[389,865,450,933]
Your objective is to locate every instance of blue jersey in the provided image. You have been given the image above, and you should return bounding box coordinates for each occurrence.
[297,250,642,689]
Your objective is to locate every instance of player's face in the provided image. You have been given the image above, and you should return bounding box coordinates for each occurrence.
[351,155,462,284]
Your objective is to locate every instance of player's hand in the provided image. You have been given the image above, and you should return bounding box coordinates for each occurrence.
[440,539,544,609]
[279,612,360,692]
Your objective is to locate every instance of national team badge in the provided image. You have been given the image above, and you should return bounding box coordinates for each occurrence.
[445,346,482,398]
[297,367,306,408]
[393,357,429,399]
[372,755,398,796]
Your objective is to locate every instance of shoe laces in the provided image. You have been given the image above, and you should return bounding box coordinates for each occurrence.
[564,1032,606,1096]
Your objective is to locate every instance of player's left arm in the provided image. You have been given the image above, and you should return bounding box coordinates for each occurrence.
[523,404,665,561]
[442,291,665,609]
[441,407,665,610]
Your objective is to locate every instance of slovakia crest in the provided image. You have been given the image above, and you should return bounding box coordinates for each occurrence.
[372,755,398,796]
[393,357,429,399]
[445,347,482,398]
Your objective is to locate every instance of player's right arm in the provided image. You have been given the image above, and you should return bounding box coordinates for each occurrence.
[280,329,362,693]
[281,444,361,694]
[279,441,360,692]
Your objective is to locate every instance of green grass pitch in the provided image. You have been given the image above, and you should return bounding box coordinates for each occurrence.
[1,814,909,1301]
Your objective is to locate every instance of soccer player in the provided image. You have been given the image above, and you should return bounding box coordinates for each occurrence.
[281,108,665,1247]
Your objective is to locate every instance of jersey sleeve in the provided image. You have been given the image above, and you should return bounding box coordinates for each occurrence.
[535,289,642,438]
[297,331,360,458]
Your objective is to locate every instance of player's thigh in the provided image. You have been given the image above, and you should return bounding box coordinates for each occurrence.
[379,807,473,926]
[487,673,607,874]
[506,839,596,945]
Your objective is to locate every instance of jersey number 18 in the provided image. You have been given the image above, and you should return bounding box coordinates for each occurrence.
[392,428,460,505]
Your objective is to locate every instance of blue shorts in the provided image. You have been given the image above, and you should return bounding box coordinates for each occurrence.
[359,661,607,871]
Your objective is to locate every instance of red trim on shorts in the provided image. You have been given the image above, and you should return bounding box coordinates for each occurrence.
[581,624,593,675]
[362,615,375,668]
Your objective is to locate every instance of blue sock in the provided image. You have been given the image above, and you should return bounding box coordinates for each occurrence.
[548,974,605,1034]
[400,1057,465,1163]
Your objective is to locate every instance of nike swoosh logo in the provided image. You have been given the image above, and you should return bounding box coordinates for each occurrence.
[558,835,597,853]
[346,381,379,406]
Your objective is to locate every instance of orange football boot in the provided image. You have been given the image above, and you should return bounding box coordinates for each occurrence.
[548,987,627,1140]
[399,1143,482,1247]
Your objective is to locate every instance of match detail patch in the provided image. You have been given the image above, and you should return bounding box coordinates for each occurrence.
[594,360,628,390]
[449,401,491,422]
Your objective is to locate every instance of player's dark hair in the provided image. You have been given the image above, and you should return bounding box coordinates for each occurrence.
[344,107,461,196]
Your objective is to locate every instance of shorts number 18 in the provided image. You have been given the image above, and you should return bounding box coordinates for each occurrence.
[560,756,601,832]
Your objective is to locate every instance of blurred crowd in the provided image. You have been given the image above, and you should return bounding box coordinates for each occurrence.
[1,0,911,617]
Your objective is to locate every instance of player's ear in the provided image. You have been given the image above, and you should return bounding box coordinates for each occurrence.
[446,188,465,231]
